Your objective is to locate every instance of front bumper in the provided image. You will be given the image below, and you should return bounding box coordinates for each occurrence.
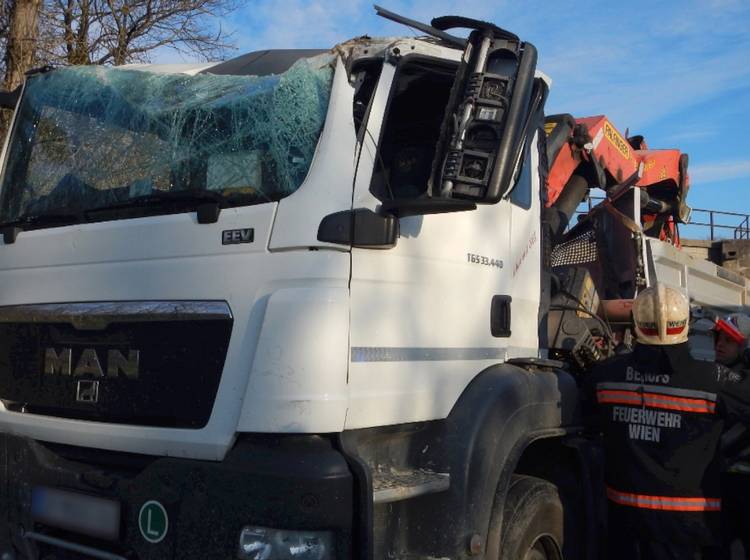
[0,433,353,559]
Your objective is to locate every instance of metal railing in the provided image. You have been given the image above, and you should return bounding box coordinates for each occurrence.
[687,208,750,241]
[736,215,750,240]
[573,196,750,241]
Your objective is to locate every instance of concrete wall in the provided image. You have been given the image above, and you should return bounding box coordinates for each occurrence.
[682,239,750,280]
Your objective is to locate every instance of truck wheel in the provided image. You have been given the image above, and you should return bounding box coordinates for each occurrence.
[489,475,564,560]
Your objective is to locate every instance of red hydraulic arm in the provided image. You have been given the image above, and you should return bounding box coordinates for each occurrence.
[544,115,690,245]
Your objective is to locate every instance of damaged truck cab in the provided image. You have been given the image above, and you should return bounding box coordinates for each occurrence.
[0,12,596,560]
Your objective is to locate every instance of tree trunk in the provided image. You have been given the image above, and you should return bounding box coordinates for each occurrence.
[4,0,42,91]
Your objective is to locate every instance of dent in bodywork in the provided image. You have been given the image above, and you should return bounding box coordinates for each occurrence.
[332,36,462,75]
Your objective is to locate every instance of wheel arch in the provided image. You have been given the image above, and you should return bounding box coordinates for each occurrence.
[436,362,582,557]
[508,435,603,559]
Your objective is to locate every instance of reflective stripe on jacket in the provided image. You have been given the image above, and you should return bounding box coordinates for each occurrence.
[585,343,750,543]
[596,382,717,414]
[606,486,721,512]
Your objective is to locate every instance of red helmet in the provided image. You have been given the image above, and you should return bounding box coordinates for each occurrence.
[714,313,750,344]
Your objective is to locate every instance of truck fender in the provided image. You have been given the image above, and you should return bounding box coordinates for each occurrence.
[439,362,580,556]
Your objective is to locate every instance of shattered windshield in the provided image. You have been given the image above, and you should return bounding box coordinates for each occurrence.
[0,53,335,223]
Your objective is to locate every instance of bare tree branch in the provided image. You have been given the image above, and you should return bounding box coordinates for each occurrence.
[3,0,236,73]
[0,0,236,137]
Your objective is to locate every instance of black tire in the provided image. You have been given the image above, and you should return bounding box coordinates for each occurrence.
[489,475,564,560]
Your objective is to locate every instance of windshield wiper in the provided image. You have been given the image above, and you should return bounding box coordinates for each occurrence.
[0,211,84,244]
[85,190,226,224]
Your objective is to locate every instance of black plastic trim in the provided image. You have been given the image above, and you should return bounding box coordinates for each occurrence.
[506,357,566,369]
[501,77,548,201]
[380,197,476,218]
[0,86,20,110]
[196,202,220,224]
[430,15,519,42]
[538,124,552,352]
[373,5,466,48]
[0,303,233,428]
[317,208,399,248]
[337,432,374,560]
[484,42,538,202]
[2,226,20,244]
[490,295,512,337]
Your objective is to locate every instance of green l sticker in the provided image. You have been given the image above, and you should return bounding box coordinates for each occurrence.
[139,500,168,543]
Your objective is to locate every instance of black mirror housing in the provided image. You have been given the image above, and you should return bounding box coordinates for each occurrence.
[431,21,540,203]
[318,208,399,249]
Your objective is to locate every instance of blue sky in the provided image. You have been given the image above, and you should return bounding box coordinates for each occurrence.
[171,0,750,237]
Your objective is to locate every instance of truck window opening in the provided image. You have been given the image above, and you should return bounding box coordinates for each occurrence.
[509,143,533,210]
[352,61,383,137]
[369,60,456,200]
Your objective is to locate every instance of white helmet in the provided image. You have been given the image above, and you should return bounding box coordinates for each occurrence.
[632,283,689,345]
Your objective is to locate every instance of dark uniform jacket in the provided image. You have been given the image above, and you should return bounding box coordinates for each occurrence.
[722,362,750,469]
[586,342,750,546]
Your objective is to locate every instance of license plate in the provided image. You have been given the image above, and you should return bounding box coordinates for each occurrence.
[31,486,121,541]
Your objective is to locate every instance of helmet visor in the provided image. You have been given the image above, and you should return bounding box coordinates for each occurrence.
[715,317,746,344]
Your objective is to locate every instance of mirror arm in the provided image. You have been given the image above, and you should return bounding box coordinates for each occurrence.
[380,198,476,218]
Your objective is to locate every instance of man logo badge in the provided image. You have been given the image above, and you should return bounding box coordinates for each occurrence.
[44,348,140,379]
[76,380,99,403]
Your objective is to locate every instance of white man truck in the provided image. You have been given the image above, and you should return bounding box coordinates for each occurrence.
[0,6,745,560]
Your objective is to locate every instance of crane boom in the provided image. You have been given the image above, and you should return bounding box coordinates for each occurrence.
[544,114,690,243]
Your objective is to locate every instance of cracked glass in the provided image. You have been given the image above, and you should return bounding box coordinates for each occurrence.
[0,53,335,223]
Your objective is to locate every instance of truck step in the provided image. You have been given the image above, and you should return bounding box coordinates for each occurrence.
[372,468,450,504]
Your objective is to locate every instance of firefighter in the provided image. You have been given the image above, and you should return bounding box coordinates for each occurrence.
[714,313,750,372]
[586,283,750,560]
[713,313,750,559]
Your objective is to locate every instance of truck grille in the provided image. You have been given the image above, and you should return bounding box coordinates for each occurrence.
[0,301,232,428]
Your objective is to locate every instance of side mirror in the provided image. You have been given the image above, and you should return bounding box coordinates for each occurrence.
[431,18,542,203]
[317,199,477,250]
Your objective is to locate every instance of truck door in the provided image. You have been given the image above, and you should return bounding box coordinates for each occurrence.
[347,50,538,430]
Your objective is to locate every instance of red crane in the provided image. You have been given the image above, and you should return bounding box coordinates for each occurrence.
[544,114,690,246]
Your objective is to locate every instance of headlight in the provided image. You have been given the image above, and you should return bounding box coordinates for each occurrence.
[238,526,334,560]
